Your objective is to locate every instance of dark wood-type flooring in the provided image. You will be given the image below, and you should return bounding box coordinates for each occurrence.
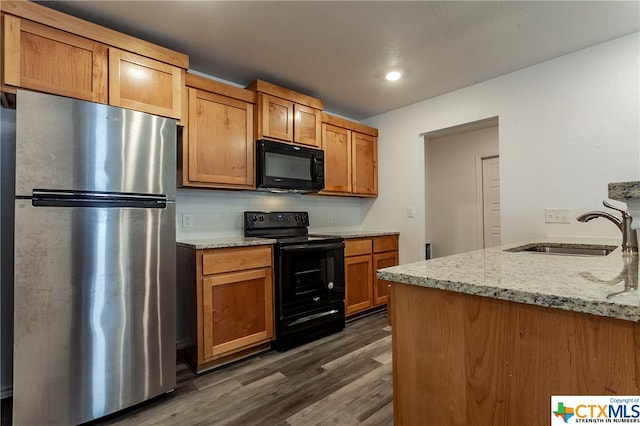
[2,311,392,426]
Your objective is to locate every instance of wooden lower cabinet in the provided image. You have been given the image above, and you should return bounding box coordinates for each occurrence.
[345,254,373,315]
[373,251,397,305]
[344,235,399,317]
[179,244,275,373]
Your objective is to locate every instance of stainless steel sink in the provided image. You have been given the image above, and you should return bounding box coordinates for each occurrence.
[506,243,617,256]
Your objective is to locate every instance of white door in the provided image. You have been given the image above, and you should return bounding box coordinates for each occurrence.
[482,156,501,248]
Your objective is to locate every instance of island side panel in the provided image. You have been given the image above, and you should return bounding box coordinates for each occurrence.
[391,282,639,426]
[513,300,638,423]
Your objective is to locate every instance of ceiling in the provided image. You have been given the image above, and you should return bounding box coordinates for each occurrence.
[37,1,639,121]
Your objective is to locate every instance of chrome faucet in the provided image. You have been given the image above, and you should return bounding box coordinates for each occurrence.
[577,200,638,255]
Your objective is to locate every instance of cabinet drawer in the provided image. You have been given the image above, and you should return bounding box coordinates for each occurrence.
[345,238,372,256]
[202,245,272,275]
[373,235,398,253]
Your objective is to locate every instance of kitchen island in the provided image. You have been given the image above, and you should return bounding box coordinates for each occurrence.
[378,238,639,426]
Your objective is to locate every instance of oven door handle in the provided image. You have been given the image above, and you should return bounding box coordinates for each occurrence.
[279,242,345,252]
[288,309,340,327]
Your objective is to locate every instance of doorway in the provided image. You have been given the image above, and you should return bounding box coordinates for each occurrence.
[479,155,501,248]
[424,117,499,258]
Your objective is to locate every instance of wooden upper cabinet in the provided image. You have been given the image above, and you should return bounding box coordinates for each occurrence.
[2,15,108,103]
[1,1,188,118]
[321,113,379,197]
[248,79,323,148]
[322,123,351,193]
[187,88,254,188]
[257,93,294,142]
[294,104,321,148]
[180,73,256,190]
[352,132,378,196]
[109,49,182,119]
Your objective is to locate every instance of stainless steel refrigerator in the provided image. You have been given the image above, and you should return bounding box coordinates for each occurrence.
[11,90,176,425]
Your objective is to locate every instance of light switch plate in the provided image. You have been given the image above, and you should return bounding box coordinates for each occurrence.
[545,208,572,224]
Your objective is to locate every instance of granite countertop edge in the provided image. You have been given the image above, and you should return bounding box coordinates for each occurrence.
[608,181,640,200]
[177,237,277,249]
[377,237,639,322]
[378,271,640,322]
[311,230,400,239]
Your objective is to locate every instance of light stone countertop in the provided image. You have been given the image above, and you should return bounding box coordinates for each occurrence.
[176,237,276,250]
[609,181,640,200]
[609,181,640,230]
[310,230,400,239]
[377,237,640,322]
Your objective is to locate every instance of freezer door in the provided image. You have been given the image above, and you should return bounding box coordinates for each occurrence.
[13,200,176,425]
[15,89,176,198]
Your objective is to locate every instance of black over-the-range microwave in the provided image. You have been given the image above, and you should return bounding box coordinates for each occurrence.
[256,139,325,193]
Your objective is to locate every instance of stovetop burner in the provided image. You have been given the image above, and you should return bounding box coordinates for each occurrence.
[244,211,341,243]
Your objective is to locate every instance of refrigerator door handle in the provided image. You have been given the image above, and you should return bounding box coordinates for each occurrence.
[31,189,168,208]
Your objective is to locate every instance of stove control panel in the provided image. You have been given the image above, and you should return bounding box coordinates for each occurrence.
[244,211,310,229]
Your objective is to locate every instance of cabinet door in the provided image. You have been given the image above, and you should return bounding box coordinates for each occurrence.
[373,251,398,306]
[187,88,254,188]
[201,268,274,360]
[257,93,294,142]
[3,15,107,103]
[345,254,373,315]
[294,104,321,147]
[322,124,352,193]
[351,132,378,196]
[109,48,182,119]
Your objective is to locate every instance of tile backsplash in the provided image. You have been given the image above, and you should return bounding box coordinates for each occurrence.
[176,188,364,240]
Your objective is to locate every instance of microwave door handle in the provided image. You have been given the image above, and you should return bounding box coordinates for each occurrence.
[310,156,319,181]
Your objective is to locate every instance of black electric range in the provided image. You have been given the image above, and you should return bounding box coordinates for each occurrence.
[244,211,345,350]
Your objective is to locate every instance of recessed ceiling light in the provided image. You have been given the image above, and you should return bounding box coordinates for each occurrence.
[385,71,402,81]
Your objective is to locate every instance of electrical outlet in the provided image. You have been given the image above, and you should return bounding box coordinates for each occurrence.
[406,206,415,218]
[182,213,193,229]
[545,208,572,224]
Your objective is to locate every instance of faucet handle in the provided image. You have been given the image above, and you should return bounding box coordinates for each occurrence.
[603,200,630,218]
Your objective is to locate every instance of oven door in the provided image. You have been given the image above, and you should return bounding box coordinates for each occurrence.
[277,241,345,312]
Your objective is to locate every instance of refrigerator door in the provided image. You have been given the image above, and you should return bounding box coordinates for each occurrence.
[13,200,176,425]
[15,89,176,199]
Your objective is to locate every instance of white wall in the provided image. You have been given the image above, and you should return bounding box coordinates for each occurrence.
[427,125,499,258]
[361,33,640,264]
